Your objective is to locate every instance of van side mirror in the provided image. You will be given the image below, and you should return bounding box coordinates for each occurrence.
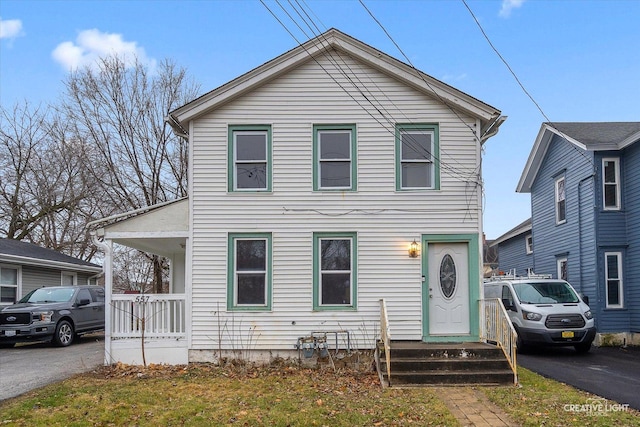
[501,298,514,311]
[581,293,589,306]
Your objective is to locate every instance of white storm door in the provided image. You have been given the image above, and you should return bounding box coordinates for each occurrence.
[428,242,470,335]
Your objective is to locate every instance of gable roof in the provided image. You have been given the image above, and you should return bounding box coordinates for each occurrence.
[490,218,532,247]
[0,238,102,272]
[517,122,640,193]
[167,28,504,141]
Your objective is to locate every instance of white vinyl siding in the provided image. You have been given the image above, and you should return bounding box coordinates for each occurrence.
[604,252,623,308]
[189,53,481,350]
[602,158,621,210]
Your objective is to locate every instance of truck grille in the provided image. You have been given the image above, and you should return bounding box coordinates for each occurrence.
[0,312,32,325]
[545,314,585,329]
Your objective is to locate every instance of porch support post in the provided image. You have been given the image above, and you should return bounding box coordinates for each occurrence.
[103,238,113,365]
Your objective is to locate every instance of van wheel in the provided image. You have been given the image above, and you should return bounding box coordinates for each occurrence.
[53,320,75,347]
[574,342,591,354]
[516,332,529,354]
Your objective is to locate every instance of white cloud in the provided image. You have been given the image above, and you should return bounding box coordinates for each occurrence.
[51,29,156,71]
[499,0,525,18]
[0,17,24,40]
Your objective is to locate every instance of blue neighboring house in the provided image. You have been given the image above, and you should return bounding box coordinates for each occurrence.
[495,122,640,346]
[490,218,533,277]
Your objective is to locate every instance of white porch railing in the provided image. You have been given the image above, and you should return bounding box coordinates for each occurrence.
[111,294,186,340]
[379,298,392,386]
[480,298,518,384]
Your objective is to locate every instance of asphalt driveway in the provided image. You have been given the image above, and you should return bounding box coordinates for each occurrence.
[0,333,104,401]
[518,345,640,411]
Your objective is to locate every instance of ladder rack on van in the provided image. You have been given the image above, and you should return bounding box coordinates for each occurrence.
[485,269,552,282]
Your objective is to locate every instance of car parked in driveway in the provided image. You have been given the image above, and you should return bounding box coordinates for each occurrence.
[0,285,105,347]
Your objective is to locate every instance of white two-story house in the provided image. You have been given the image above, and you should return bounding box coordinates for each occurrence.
[91,29,505,365]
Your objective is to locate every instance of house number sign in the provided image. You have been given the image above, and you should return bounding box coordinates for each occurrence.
[439,254,457,299]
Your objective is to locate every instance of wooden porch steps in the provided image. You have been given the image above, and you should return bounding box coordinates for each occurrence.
[377,341,515,386]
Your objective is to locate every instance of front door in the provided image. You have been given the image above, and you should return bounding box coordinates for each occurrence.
[427,242,470,336]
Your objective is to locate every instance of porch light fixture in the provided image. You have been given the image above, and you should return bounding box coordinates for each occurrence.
[408,240,420,258]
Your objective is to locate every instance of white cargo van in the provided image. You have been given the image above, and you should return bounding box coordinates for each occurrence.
[484,275,596,353]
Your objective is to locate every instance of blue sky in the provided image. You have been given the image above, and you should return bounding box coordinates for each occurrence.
[1,0,638,239]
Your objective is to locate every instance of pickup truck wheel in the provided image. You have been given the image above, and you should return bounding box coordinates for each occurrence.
[53,320,74,347]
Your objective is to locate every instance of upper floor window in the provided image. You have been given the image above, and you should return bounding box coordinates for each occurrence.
[525,234,533,254]
[0,265,19,305]
[605,252,624,308]
[396,124,439,190]
[227,233,272,311]
[313,232,357,310]
[555,176,566,224]
[228,125,272,192]
[602,158,621,210]
[313,124,357,191]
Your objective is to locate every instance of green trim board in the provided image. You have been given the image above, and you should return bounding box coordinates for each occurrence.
[395,123,440,191]
[227,232,273,311]
[421,233,480,342]
[312,231,358,311]
[227,124,272,192]
[312,124,357,191]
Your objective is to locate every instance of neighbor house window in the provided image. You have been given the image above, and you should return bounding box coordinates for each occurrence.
[396,124,439,190]
[61,272,77,286]
[0,265,19,305]
[227,233,272,310]
[525,234,533,254]
[605,252,623,308]
[557,257,568,281]
[603,158,621,210]
[228,125,272,191]
[313,232,357,310]
[314,124,356,191]
[555,176,566,224]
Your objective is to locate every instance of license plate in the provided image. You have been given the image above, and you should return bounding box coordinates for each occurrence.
[4,330,16,337]
[562,331,575,338]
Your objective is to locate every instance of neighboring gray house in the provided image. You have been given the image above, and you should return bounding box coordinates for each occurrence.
[490,218,533,277]
[0,238,102,306]
[498,122,640,346]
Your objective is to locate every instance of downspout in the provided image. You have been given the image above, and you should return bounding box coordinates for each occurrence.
[577,173,596,296]
[91,230,112,366]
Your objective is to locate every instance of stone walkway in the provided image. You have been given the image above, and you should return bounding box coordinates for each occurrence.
[436,387,520,427]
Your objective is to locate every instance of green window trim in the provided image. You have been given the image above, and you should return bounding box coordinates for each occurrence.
[313,232,358,311]
[227,232,272,311]
[228,125,272,192]
[395,123,440,191]
[313,124,357,191]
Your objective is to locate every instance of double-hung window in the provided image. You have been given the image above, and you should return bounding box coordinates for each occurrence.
[602,158,621,210]
[605,252,624,308]
[228,233,272,310]
[313,232,357,310]
[229,125,271,191]
[555,176,566,224]
[0,265,19,305]
[396,124,439,190]
[525,234,533,254]
[314,124,356,191]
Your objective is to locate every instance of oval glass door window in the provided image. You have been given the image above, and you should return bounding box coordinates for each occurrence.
[439,254,457,299]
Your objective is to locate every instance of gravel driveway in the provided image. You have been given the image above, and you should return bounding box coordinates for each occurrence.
[0,333,104,401]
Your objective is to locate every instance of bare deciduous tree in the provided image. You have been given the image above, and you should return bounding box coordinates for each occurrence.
[61,56,200,292]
